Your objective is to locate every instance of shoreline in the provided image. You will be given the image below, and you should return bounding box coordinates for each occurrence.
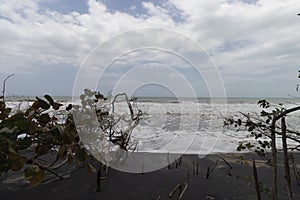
[1,152,300,199]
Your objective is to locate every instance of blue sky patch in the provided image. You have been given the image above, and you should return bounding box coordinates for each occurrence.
[98,0,186,23]
[38,0,89,14]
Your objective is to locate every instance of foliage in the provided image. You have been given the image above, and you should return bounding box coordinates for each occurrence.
[224,99,300,160]
[77,89,142,151]
[0,89,141,187]
[224,70,300,199]
[224,70,300,159]
[0,94,84,186]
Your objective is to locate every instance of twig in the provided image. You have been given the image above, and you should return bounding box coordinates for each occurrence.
[169,184,180,198]
[206,159,219,179]
[218,154,233,169]
[27,157,64,180]
[50,159,69,170]
[1,74,14,102]
[192,162,195,175]
[178,183,188,200]
[109,93,142,150]
[38,165,64,180]
[178,156,182,166]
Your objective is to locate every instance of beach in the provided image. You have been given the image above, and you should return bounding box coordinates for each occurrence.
[1,98,300,199]
[1,152,300,199]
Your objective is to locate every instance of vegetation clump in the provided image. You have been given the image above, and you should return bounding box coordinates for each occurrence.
[0,86,141,187]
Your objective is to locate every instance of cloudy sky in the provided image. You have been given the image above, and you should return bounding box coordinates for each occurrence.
[0,0,299,97]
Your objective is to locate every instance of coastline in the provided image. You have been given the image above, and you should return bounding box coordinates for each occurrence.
[1,152,300,199]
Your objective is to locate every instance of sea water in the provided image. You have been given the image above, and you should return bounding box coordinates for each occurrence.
[5,96,300,154]
[130,97,300,154]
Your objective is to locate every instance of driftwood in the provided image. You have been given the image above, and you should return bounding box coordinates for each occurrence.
[192,162,199,175]
[169,184,180,198]
[218,154,233,169]
[168,182,188,199]
[178,183,188,200]
[206,159,219,179]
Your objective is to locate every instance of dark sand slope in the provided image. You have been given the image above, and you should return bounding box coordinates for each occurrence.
[1,153,300,200]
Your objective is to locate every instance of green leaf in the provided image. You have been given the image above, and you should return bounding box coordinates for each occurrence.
[31,101,40,110]
[44,94,63,110]
[38,113,51,125]
[258,99,270,108]
[0,101,5,110]
[44,94,54,105]
[66,104,72,111]
[0,120,15,129]
[237,119,242,126]
[8,151,19,161]
[29,169,45,187]
[10,158,26,172]
[33,98,50,110]
[80,94,86,100]
[32,165,40,172]
[10,112,25,121]
[53,102,63,110]
[84,89,94,97]
[248,125,255,131]
[260,110,271,117]
[87,99,94,107]
[25,165,45,187]
[17,137,32,150]
[8,152,26,171]
[35,144,50,155]
[4,108,11,114]
[24,167,34,180]
[14,119,29,131]
[81,100,87,108]
[95,92,104,100]
[237,144,244,151]
[28,121,38,135]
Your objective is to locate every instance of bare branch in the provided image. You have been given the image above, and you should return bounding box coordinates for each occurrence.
[1,74,14,102]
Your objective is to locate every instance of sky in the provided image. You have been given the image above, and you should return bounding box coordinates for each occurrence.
[0,0,300,98]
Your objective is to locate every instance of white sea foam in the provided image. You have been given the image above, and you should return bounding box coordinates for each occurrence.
[5,98,300,154]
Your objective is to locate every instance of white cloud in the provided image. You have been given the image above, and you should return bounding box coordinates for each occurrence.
[0,0,299,96]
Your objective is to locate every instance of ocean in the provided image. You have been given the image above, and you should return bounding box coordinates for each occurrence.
[5,96,300,155]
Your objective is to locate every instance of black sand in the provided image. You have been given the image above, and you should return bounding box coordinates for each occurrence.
[1,153,300,199]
